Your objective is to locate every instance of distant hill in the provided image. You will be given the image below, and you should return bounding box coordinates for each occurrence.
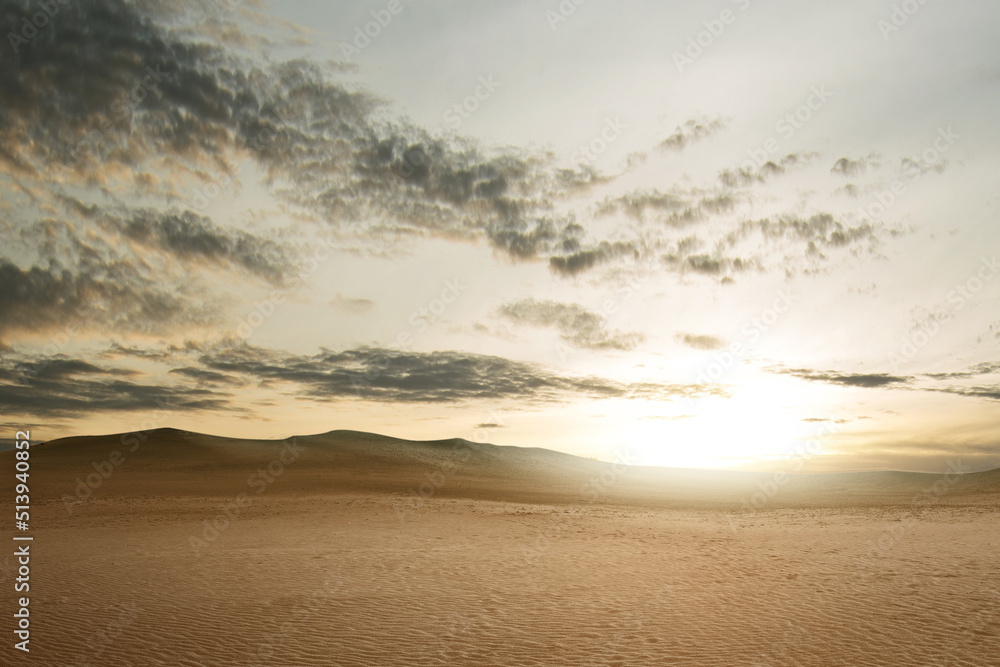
[11,427,1000,510]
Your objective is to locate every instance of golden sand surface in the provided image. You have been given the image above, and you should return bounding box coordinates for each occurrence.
[3,429,998,666]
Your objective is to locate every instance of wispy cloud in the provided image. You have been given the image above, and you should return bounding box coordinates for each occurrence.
[498,299,644,350]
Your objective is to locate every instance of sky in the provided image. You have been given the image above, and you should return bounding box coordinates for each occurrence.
[0,0,998,472]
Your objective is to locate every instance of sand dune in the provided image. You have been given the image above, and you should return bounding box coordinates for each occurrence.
[28,427,1000,508]
[3,428,998,666]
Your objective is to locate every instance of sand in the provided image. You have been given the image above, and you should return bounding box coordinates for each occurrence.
[3,428,999,666]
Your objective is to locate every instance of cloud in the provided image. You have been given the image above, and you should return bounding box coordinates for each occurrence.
[0,0,909,295]
[329,294,375,314]
[781,369,911,388]
[831,153,881,177]
[676,333,725,350]
[107,209,292,284]
[475,423,505,429]
[498,299,644,350]
[657,117,726,152]
[0,354,238,417]
[923,362,1000,380]
[168,366,246,386]
[0,256,206,341]
[548,241,638,277]
[196,345,717,404]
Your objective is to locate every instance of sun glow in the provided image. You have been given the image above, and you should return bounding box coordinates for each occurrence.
[621,379,821,469]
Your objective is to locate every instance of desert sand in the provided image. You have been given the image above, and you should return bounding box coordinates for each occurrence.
[3,428,999,666]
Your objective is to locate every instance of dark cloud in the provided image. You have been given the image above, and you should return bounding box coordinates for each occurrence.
[923,362,1000,380]
[780,368,911,388]
[774,363,1000,403]
[108,209,291,284]
[168,366,245,386]
[475,423,505,429]
[0,0,603,276]
[676,333,725,350]
[548,241,638,277]
[197,345,718,404]
[498,299,644,350]
[0,0,906,294]
[0,354,238,417]
[661,251,757,278]
[935,387,1000,401]
[0,256,204,340]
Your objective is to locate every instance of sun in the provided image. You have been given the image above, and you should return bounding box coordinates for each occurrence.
[621,376,822,469]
